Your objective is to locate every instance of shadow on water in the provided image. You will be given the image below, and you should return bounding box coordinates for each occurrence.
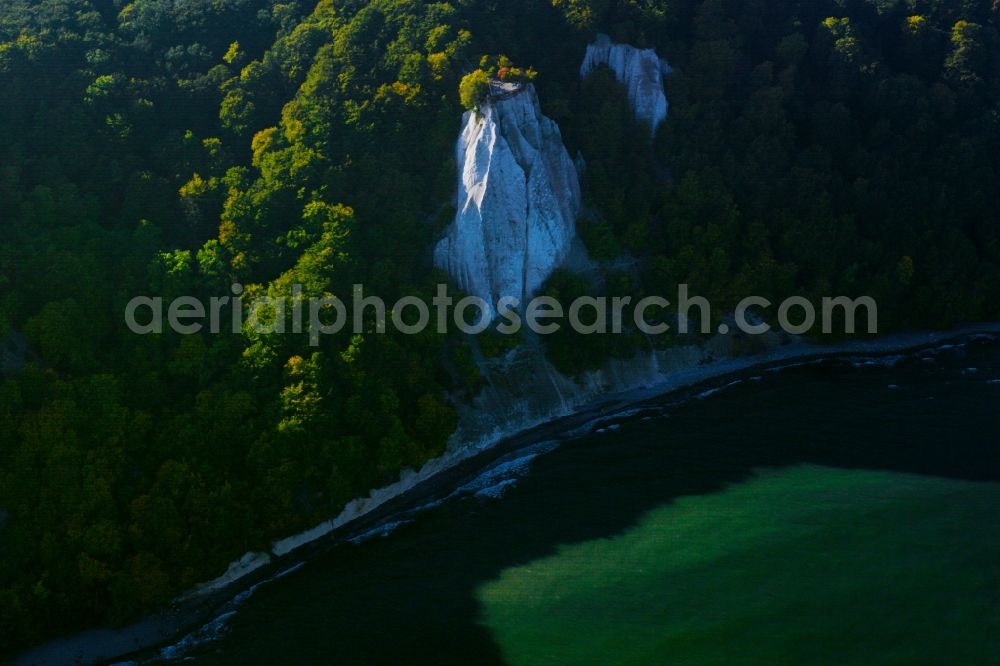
[186,342,1000,665]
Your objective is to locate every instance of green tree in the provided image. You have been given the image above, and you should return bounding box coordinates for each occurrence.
[459,68,490,110]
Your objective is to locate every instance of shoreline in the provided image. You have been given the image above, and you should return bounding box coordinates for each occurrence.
[12,323,1000,666]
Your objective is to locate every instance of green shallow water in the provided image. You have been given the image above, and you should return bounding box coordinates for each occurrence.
[479,465,1000,665]
[177,339,1000,665]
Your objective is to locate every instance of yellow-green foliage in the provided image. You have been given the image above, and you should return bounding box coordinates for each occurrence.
[459,68,490,110]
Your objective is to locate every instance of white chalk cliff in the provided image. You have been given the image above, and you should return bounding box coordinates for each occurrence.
[580,33,671,131]
[434,84,581,319]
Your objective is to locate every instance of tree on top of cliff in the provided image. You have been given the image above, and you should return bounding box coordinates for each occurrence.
[479,54,538,84]
[459,69,491,110]
[459,56,539,111]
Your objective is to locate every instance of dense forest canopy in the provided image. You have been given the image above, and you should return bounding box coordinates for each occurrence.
[2,0,999,655]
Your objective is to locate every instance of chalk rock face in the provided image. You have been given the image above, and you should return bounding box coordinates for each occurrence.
[434,84,581,319]
[580,33,671,131]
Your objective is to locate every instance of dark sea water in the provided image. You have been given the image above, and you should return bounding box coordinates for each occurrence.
[166,338,1000,665]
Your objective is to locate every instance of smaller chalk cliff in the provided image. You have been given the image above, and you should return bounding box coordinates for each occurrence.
[433,84,581,319]
[580,33,671,131]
